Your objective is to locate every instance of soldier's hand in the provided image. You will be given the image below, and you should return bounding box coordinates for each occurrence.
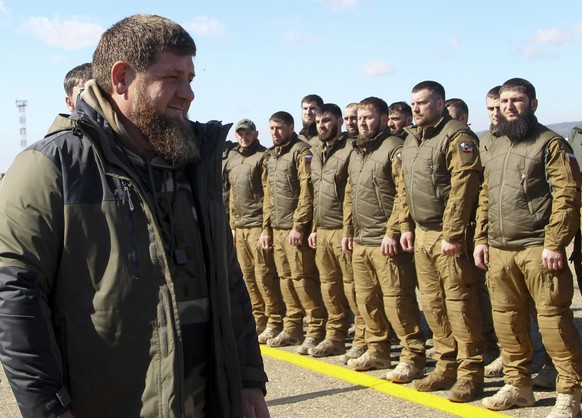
[474,244,489,270]
[400,231,414,252]
[289,229,304,247]
[542,248,563,271]
[308,232,317,249]
[381,236,398,257]
[441,240,460,257]
[341,237,353,254]
[259,234,272,251]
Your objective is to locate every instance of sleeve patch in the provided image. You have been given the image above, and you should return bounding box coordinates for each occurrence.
[460,142,475,153]
[304,155,312,164]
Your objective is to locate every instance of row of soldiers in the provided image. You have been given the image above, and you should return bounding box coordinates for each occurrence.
[222,78,582,418]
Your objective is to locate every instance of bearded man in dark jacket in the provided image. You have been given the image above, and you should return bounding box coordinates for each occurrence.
[0,14,268,418]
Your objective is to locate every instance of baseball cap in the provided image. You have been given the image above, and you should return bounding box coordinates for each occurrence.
[235,118,256,131]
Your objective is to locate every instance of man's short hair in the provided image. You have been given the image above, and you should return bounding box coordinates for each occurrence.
[411,80,446,101]
[500,78,536,101]
[301,94,323,107]
[486,85,501,100]
[64,63,93,97]
[388,101,412,117]
[316,103,342,119]
[445,98,469,118]
[270,111,294,126]
[358,97,389,115]
[93,14,197,94]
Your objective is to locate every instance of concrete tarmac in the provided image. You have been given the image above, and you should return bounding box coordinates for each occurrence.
[1,267,582,417]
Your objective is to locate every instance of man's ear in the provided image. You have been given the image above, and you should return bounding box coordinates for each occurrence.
[111,61,133,95]
[531,98,539,113]
[65,96,74,112]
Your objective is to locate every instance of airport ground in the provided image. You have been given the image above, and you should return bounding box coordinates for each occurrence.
[1,261,581,418]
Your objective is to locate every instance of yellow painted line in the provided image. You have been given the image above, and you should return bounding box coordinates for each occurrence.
[261,345,507,418]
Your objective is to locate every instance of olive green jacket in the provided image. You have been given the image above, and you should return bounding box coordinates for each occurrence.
[475,121,582,251]
[262,134,313,233]
[224,140,267,229]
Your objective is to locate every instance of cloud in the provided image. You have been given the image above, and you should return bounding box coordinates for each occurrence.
[518,24,582,60]
[317,0,361,11]
[435,37,462,59]
[532,28,572,46]
[186,16,225,37]
[22,16,103,50]
[362,60,396,77]
[517,45,557,61]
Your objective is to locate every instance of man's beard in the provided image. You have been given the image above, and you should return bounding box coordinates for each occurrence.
[318,124,339,143]
[496,111,535,142]
[356,126,379,147]
[131,84,200,165]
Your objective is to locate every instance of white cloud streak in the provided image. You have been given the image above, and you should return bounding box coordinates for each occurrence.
[186,16,226,37]
[362,60,396,77]
[318,0,361,11]
[22,16,103,50]
[532,28,572,46]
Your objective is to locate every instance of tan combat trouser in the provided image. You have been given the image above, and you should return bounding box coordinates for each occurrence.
[352,242,425,368]
[273,228,326,339]
[235,227,285,331]
[315,228,363,344]
[414,228,484,382]
[488,246,582,393]
[479,269,498,355]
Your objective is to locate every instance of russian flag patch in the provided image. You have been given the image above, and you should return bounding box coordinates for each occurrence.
[304,155,312,163]
[569,153,578,164]
[460,142,475,153]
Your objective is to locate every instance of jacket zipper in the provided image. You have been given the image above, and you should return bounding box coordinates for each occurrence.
[122,180,139,279]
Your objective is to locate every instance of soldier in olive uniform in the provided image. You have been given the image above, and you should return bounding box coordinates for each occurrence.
[307,103,365,358]
[387,101,413,139]
[298,94,324,147]
[259,111,326,354]
[223,119,285,343]
[475,78,582,418]
[342,97,425,376]
[399,81,485,402]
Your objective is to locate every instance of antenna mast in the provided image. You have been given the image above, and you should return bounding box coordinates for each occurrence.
[15,100,28,148]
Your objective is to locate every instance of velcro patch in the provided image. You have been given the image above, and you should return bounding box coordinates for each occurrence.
[569,153,578,165]
[460,142,475,153]
[304,155,312,164]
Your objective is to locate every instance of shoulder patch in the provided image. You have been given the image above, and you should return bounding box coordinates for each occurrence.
[460,142,475,153]
[304,155,312,164]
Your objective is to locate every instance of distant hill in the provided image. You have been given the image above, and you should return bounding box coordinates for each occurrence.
[475,121,582,139]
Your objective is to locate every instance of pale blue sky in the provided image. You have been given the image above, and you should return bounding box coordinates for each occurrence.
[0,0,581,172]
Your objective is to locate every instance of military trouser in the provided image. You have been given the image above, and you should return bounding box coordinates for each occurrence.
[235,227,285,331]
[479,269,498,355]
[414,228,484,382]
[352,242,425,368]
[273,228,326,339]
[315,228,360,343]
[488,246,582,393]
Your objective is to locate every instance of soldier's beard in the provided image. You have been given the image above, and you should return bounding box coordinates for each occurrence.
[131,83,200,165]
[497,111,535,142]
[318,124,339,143]
[356,126,379,147]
